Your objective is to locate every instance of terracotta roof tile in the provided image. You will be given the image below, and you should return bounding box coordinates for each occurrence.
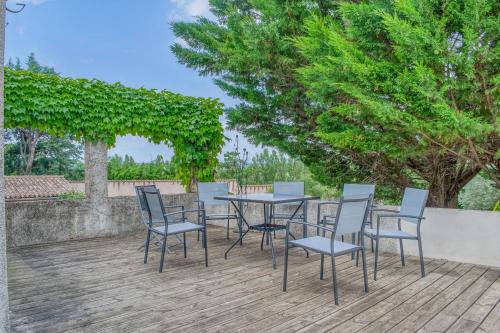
[5,175,72,200]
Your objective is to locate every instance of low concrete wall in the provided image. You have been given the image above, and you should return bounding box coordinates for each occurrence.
[69,180,272,197]
[6,193,196,247]
[6,196,500,268]
[69,180,185,196]
[390,207,500,268]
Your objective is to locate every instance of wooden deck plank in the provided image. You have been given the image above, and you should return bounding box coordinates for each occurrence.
[216,258,440,333]
[446,275,500,332]
[382,266,488,333]
[475,299,500,333]
[7,226,499,333]
[416,269,500,332]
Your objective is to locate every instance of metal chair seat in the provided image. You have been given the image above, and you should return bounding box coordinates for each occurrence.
[152,222,204,236]
[290,236,360,256]
[364,228,417,240]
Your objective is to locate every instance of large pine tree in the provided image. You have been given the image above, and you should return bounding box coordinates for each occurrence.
[172,0,499,207]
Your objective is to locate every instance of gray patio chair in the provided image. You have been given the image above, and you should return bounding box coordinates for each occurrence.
[197,182,240,240]
[270,181,306,237]
[140,187,208,273]
[317,184,376,255]
[283,194,372,305]
[271,181,305,220]
[134,185,184,251]
[364,187,428,280]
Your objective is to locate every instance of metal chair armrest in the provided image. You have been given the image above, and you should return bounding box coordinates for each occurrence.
[318,201,340,208]
[164,204,184,211]
[374,213,425,235]
[164,209,206,217]
[287,220,335,234]
[372,208,399,213]
[376,213,425,220]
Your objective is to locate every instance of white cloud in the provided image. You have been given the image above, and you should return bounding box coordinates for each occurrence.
[169,0,211,20]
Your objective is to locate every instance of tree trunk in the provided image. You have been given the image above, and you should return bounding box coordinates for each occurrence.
[188,168,197,193]
[18,128,42,175]
[424,157,481,208]
[0,3,10,332]
[427,182,460,208]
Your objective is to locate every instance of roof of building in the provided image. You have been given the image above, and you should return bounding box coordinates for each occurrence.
[5,175,73,200]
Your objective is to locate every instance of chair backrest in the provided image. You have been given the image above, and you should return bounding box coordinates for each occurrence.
[273,181,304,196]
[134,185,157,225]
[140,187,168,229]
[343,183,375,198]
[197,182,229,206]
[334,194,372,236]
[399,187,428,224]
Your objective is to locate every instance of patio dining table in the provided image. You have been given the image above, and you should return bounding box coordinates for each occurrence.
[214,193,320,268]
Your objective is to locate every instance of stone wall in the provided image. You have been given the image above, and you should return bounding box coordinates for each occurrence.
[6,193,196,247]
[6,195,500,267]
[69,180,272,197]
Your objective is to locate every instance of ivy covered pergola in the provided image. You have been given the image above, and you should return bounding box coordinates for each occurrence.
[4,68,225,197]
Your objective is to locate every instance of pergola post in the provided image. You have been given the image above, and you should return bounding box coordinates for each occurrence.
[0,4,9,333]
[84,140,108,202]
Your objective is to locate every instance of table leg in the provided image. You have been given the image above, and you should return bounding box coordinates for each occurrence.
[264,204,270,246]
[238,201,243,246]
[303,200,308,238]
[224,200,251,259]
[268,203,277,269]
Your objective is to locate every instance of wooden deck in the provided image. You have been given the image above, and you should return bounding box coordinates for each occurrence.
[8,226,500,333]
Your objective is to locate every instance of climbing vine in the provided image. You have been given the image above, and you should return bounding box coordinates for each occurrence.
[4,68,225,188]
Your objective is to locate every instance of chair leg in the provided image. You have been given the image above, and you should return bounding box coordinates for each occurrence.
[418,237,425,277]
[374,236,380,280]
[320,254,324,280]
[399,238,405,266]
[351,232,355,260]
[331,255,339,305]
[204,228,208,267]
[370,219,374,253]
[226,219,230,240]
[283,239,289,291]
[197,230,200,242]
[355,232,361,267]
[361,248,368,293]
[159,235,167,273]
[260,231,265,250]
[144,230,151,264]
[183,233,187,258]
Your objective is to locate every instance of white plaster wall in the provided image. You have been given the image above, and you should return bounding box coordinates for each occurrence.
[391,207,500,268]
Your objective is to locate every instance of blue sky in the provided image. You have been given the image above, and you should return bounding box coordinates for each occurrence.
[5,0,260,161]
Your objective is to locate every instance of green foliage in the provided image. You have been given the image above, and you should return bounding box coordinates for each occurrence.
[4,132,84,179]
[172,0,500,207]
[4,68,225,188]
[458,174,500,210]
[107,154,176,180]
[217,148,338,198]
[172,0,359,191]
[57,189,86,200]
[295,0,499,206]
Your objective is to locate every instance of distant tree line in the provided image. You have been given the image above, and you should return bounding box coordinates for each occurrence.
[107,155,176,180]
